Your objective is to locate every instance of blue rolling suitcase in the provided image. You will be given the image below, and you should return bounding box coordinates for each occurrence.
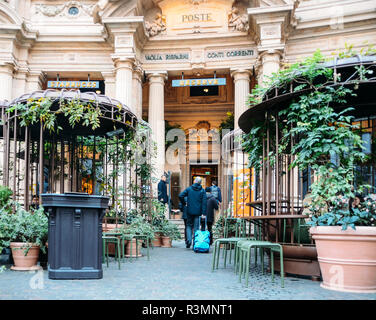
[193,216,210,253]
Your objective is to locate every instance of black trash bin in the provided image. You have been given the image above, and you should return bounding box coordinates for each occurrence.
[41,193,109,279]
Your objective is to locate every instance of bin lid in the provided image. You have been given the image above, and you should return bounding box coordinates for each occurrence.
[41,193,110,209]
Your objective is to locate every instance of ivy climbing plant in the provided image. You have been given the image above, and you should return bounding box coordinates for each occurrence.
[241,44,376,229]
[6,97,105,132]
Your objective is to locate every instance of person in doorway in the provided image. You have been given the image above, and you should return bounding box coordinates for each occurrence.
[157,174,168,205]
[179,177,207,249]
[210,181,222,204]
[30,195,40,210]
[179,196,188,246]
[350,193,364,212]
[203,187,218,245]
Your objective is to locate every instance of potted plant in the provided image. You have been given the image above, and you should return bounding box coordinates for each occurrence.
[118,216,155,257]
[0,186,14,266]
[263,48,376,292]
[241,47,376,289]
[160,221,181,247]
[308,194,376,293]
[0,203,48,271]
[151,200,167,247]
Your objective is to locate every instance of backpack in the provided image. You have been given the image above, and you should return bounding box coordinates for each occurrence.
[211,185,219,200]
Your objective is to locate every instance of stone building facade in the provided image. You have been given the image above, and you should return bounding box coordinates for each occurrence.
[0,0,375,206]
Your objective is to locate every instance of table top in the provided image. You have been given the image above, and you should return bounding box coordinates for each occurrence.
[247,200,291,205]
[241,215,309,220]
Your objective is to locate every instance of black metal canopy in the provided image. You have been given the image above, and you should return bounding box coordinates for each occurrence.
[3,89,138,138]
[239,55,376,134]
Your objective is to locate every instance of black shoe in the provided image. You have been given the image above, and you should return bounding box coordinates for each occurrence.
[186,242,191,248]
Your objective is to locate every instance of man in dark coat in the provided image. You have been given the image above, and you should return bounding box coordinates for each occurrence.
[179,177,207,248]
[203,187,218,245]
[157,174,168,204]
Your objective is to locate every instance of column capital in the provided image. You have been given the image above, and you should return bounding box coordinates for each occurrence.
[101,71,116,80]
[230,69,252,81]
[133,59,144,79]
[147,71,168,83]
[112,55,135,68]
[0,63,14,75]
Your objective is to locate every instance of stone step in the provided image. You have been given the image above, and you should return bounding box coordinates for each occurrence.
[168,219,185,238]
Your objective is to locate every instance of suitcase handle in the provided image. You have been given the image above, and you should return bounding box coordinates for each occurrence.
[200,215,207,231]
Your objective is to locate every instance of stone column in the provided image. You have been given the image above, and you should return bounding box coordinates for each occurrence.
[231,69,251,130]
[101,72,116,98]
[0,64,14,101]
[132,69,143,119]
[13,69,28,99]
[26,71,44,93]
[258,52,281,87]
[114,58,133,109]
[148,72,167,182]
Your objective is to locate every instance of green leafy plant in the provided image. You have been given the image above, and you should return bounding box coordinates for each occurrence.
[0,186,12,213]
[150,199,167,233]
[242,45,376,230]
[116,215,155,240]
[308,195,376,230]
[160,220,181,240]
[0,204,48,255]
[218,111,234,137]
[6,97,103,133]
[212,215,225,239]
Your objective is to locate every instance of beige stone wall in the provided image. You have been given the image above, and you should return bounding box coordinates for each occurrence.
[0,0,376,194]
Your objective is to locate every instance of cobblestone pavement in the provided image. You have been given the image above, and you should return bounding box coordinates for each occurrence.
[0,241,375,300]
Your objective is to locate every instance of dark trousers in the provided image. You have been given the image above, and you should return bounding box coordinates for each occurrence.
[183,218,187,243]
[200,219,213,245]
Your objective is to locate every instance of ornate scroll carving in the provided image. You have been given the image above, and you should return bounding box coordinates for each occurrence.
[145,13,166,37]
[34,1,95,18]
[228,7,249,32]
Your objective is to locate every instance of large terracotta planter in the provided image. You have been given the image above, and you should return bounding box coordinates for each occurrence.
[10,242,41,271]
[161,236,172,248]
[102,223,123,232]
[152,233,162,247]
[310,226,376,293]
[125,239,142,257]
[272,243,321,279]
[102,223,125,255]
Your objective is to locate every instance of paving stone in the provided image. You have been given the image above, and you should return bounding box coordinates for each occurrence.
[0,240,375,300]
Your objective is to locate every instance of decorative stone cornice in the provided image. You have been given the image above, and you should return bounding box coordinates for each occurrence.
[247,1,299,52]
[34,1,95,18]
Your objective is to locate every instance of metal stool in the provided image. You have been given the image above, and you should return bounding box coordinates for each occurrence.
[238,240,285,288]
[212,236,255,271]
[133,234,151,261]
[102,235,121,270]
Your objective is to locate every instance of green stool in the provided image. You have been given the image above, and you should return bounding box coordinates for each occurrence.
[234,239,259,275]
[104,231,128,261]
[238,240,284,288]
[102,235,121,270]
[134,234,151,261]
[212,236,254,271]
